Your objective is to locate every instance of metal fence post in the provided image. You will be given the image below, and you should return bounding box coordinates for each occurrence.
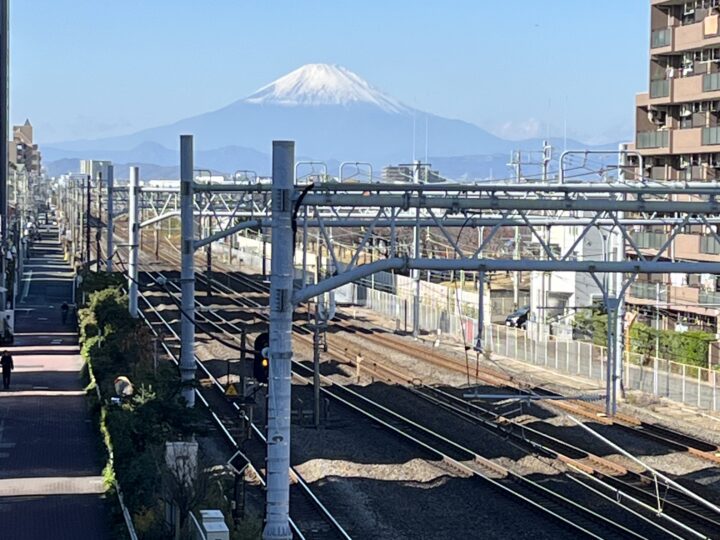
[713,369,717,411]
[653,357,658,396]
[682,364,686,404]
[263,140,295,540]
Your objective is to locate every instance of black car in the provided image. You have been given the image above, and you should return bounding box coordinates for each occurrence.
[505,306,530,328]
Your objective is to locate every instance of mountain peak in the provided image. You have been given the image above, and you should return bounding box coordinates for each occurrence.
[244,63,410,113]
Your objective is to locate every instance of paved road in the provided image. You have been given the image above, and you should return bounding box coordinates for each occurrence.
[0,225,111,539]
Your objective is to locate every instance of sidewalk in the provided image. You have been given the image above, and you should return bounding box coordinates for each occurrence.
[0,224,110,539]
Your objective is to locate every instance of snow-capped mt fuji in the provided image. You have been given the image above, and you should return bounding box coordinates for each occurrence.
[48,64,584,177]
[244,64,411,114]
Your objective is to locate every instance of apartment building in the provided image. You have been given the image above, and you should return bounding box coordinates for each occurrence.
[630,0,720,333]
[80,160,113,182]
[9,119,41,174]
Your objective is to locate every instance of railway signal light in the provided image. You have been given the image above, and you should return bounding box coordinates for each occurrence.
[254,332,270,384]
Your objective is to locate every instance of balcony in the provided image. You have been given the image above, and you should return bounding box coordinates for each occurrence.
[674,127,705,153]
[637,130,669,149]
[630,231,667,250]
[704,72,720,92]
[651,28,673,49]
[650,79,670,99]
[700,235,720,255]
[702,126,720,145]
[700,290,720,307]
[673,15,720,53]
[630,282,669,302]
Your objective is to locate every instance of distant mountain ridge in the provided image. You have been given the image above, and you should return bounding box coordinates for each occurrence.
[47,63,604,179]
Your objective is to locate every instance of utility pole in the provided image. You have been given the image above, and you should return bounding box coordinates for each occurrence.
[510,151,521,309]
[313,302,321,428]
[179,135,196,408]
[0,0,8,251]
[412,160,421,337]
[264,140,294,540]
[0,0,10,262]
[128,167,139,318]
[206,223,212,297]
[85,175,91,267]
[96,172,102,271]
[106,166,114,272]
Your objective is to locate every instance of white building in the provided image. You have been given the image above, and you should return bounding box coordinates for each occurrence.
[528,216,607,340]
[80,160,113,182]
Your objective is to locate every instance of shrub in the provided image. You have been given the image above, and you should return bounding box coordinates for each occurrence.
[80,283,211,538]
[574,308,714,367]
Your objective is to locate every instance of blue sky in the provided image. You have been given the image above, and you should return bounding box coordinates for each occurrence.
[11,0,649,145]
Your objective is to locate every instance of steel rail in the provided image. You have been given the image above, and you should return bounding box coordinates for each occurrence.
[290,363,646,539]
[135,275,351,540]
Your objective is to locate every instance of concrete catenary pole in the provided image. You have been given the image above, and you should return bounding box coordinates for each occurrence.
[96,172,102,271]
[412,160,421,337]
[263,140,295,540]
[613,144,628,410]
[85,175,91,266]
[179,135,196,408]
[128,167,139,318]
[106,166,114,272]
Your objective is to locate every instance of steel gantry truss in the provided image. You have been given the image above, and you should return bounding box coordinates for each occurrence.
[92,136,720,540]
[165,138,720,540]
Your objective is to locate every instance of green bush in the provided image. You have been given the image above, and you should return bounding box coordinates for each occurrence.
[80,284,208,538]
[574,308,714,367]
[80,271,125,295]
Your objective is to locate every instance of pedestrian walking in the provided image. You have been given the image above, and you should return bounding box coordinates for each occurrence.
[61,302,69,324]
[1,350,14,390]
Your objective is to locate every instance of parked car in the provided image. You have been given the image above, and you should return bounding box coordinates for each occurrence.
[505,306,530,328]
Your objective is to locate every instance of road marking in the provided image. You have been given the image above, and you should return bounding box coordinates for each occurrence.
[21,270,32,301]
[0,476,106,496]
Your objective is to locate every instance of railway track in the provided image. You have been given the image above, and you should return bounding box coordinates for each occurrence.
[145,266,705,538]
[196,268,720,538]
[110,229,720,538]
[104,242,352,539]
[196,263,720,468]
[141,265,665,538]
